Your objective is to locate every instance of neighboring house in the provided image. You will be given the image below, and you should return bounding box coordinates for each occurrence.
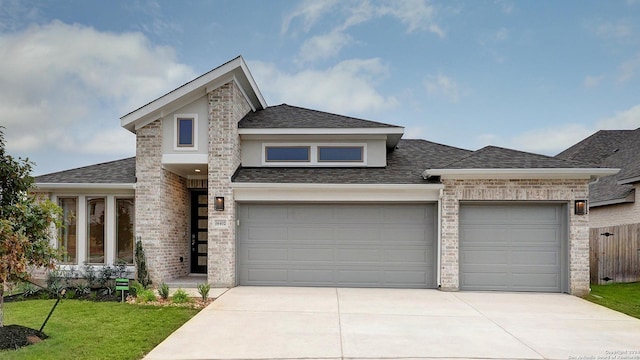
[557,128,640,283]
[35,56,617,295]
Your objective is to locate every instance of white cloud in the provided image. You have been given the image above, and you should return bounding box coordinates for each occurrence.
[378,0,444,36]
[597,104,640,129]
[0,20,195,159]
[424,74,460,102]
[250,58,399,115]
[281,0,340,34]
[583,74,605,89]
[297,31,353,64]
[594,20,633,39]
[618,53,640,83]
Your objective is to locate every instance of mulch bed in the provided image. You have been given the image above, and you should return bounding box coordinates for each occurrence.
[0,324,48,351]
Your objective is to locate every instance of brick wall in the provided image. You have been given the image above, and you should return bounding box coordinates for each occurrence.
[589,184,640,228]
[207,81,252,287]
[440,178,590,296]
[135,119,189,284]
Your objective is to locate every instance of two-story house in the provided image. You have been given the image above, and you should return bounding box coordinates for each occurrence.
[35,56,617,295]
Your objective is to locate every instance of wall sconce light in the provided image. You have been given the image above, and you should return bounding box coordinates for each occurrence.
[214,196,225,211]
[574,200,587,215]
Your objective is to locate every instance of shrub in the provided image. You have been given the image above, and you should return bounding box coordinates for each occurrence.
[21,282,39,297]
[172,289,189,304]
[114,260,127,278]
[197,283,210,302]
[129,281,145,297]
[65,289,77,299]
[158,283,170,300]
[98,264,114,288]
[136,289,157,303]
[82,263,98,288]
[135,240,152,288]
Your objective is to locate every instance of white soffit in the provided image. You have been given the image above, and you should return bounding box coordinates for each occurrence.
[422,168,620,180]
[232,183,443,202]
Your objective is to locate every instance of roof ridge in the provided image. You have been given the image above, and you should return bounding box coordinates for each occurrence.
[274,103,403,128]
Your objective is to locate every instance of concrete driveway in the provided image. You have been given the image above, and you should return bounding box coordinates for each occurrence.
[145,287,640,360]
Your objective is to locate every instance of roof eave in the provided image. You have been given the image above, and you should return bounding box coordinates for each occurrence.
[422,168,620,180]
[35,183,136,191]
[617,175,640,185]
[590,190,635,208]
[120,56,266,133]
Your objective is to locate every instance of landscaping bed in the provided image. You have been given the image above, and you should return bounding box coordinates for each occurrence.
[0,325,48,351]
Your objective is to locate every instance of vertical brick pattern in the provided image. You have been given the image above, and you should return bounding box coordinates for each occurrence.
[207,81,251,286]
[440,178,590,296]
[136,119,190,284]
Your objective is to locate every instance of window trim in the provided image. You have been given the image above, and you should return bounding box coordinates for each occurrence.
[265,146,311,163]
[58,197,78,264]
[262,142,367,166]
[174,114,198,150]
[317,146,364,162]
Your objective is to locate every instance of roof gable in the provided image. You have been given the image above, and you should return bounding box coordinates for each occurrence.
[121,56,266,133]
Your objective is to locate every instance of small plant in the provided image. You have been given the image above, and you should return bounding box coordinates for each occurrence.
[172,289,189,304]
[82,263,98,288]
[135,240,152,288]
[158,283,170,300]
[136,289,157,303]
[130,281,145,297]
[21,282,40,297]
[99,264,114,288]
[46,269,62,290]
[75,282,91,296]
[114,260,128,278]
[197,283,210,302]
[62,267,77,288]
[65,289,77,299]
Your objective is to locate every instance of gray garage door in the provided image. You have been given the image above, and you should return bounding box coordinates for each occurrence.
[237,203,436,288]
[459,203,565,292]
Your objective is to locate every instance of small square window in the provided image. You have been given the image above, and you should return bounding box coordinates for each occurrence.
[265,146,310,162]
[177,118,194,147]
[318,146,363,162]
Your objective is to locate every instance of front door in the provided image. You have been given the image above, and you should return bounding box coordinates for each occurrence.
[191,190,208,274]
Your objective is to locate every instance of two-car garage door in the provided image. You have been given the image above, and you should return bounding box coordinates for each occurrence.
[459,203,566,292]
[237,203,436,288]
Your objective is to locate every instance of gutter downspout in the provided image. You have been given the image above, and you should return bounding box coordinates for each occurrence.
[437,188,443,289]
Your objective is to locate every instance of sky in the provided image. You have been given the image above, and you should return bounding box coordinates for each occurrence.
[1,0,639,175]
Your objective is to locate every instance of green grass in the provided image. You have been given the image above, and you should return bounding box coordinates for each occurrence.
[2,299,199,360]
[584,282,640,319]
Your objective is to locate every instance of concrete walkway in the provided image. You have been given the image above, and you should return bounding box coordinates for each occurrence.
[144,287,640,360]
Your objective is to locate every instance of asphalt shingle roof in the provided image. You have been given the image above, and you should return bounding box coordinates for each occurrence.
[238,104,402,129]
[436,146,596,169]
[232,139,471,184]
[556,128,640,204]
[35,157,136,184]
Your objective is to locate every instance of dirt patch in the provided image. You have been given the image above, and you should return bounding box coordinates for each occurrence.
[0,324,48,351]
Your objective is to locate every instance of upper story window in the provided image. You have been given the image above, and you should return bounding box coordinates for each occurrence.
[265,146,310,162]
[262,143,366,166]
[318,146,363,162]
[174,114,198,150]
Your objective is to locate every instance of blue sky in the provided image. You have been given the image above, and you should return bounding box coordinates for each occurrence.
[1,0,639,175]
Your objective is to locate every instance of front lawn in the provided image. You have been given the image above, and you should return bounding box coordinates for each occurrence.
[584,282,640,319]
[1,299,199,360]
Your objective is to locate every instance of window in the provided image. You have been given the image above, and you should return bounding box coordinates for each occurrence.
[116,198,135,265]
[318,146,364,162]
[59,198,77,264]
[265,146,310,162]
[87,197,105,264]
[174,114,198,149]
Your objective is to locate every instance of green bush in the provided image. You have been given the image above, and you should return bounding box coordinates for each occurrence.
[136,289,157,303]
[158,283,170,300]
[130,281,145,297]
[197,283,210,302]
[172,289,189,304]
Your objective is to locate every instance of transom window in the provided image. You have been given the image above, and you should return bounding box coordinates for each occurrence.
[174,114,198,149]
[318,146,363,162]
[265,146,310,162]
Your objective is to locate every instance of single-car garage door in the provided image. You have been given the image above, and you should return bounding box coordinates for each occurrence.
[459,203,566,292]
[237,203,436,288]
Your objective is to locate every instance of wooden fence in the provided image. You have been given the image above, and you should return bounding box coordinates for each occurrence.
[590,223,640,284]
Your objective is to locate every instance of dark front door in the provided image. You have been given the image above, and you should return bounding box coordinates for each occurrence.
[191,191,208,274]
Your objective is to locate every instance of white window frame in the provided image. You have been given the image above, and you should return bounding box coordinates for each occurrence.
[174,114,199,151]
[317,145,364,163]
[262,142,367,166]
[114,197,135,265]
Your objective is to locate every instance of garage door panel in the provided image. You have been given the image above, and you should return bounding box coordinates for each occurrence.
[460,204,564,292]
[246,206,288,220]
[238,203,436,288]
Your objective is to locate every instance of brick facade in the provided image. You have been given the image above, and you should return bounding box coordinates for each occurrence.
[440,178,591,296]
[207,81,252,287]
[589,184,640,228]
[135,119,190,284]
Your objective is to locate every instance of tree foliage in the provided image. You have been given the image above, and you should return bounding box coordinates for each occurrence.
[0,127,62,327]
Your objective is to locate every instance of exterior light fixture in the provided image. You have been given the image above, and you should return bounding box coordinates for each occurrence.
[194,169,201,173]
[574,200,587,215]
[214,196,224,211]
